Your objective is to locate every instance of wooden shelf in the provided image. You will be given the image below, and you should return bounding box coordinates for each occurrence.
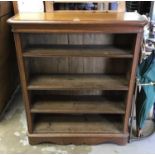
[33,114,123,134]
[10,11,146,145]
[23,45,132,58]
[28,74,128,90]
[31,95,125,114]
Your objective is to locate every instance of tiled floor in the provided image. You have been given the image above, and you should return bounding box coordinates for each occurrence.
[0,90,155,154]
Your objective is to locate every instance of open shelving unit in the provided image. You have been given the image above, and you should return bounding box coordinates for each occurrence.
[8,11,147,145]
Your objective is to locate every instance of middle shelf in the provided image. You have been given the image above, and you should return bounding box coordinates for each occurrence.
[31,95,125,114]
[28,74,128,90]
[23,45,133,58]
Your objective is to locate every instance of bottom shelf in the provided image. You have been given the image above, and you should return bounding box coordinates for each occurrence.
[30,114,127,145]
[33,114,124,134]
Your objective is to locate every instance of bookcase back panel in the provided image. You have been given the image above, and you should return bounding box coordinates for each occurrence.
[31,90,127,100]
[21,33,114,46]
[23,33,132,96]
[26,57,131,75]
[22,32,134,79]
[21,33,135,49]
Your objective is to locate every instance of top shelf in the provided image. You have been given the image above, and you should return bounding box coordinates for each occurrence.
[8,12,147,26]
[23,45,132,58]
[8,12,147,33]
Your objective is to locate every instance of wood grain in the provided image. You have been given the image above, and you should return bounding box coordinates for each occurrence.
[8,12,147,26]
[28,74,128,90]
[0,1,12,17]
[12,1,18,14]
[28,133,128,145]
[9,11,147,145]
[34,114,123,134]
[45,1,54,12]
[124,32,143,133]
[14,34,33,132]
[23,45,133,58]
[31,95,125,114]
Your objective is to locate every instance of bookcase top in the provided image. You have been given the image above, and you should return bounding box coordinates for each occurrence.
[8,11,147,26]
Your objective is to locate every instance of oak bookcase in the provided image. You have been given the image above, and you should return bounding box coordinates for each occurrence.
[8,11,147,145]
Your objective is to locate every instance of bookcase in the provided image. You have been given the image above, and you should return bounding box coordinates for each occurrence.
[8,11,147,145]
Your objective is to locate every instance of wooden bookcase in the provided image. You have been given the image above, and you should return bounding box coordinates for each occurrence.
[8,11,147,145]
